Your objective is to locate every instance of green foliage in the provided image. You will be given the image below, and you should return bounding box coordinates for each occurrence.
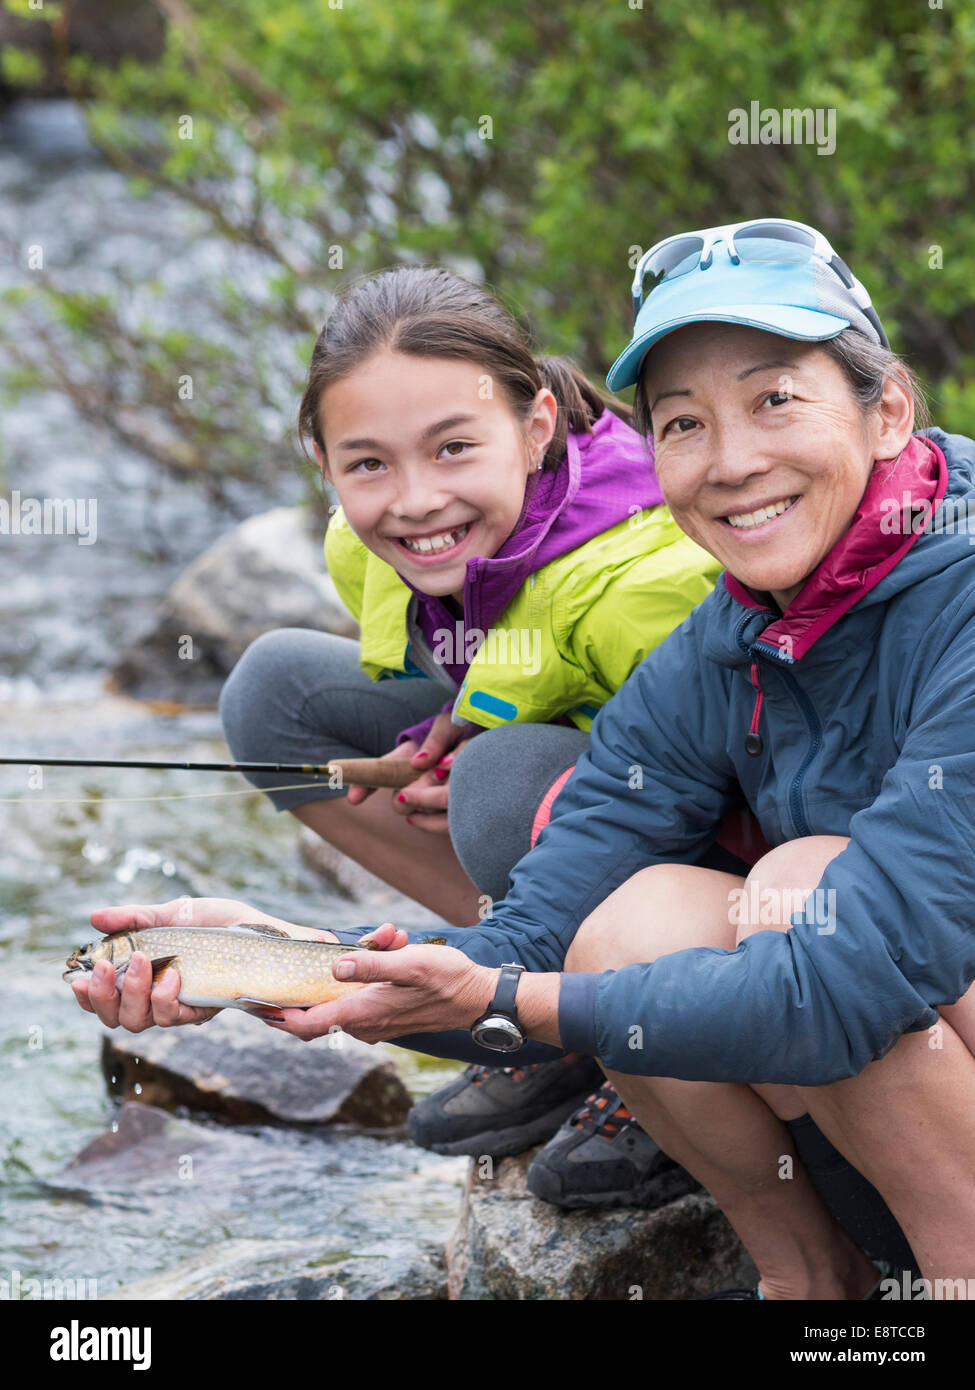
[2,0,973,484]
[0,43,43,87]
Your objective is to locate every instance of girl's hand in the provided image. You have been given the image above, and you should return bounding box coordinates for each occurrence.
[390,713,478,833]
[264,941,497,1044]
[70,896,342,1033]
[345,741,419,807]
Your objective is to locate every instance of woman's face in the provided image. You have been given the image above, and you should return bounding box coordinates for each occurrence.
[318,348,556,602]
[642,323,913,609]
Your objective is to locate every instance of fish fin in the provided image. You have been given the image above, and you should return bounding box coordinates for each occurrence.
[231,922,293,939]
[235,998,287,1021]
[149,955,179,982]
[421,936,448,946]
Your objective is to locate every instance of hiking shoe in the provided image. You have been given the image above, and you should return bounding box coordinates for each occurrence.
[526,1081,701,1210]
[407,1054,604,1157]
[697,1259,899,1301]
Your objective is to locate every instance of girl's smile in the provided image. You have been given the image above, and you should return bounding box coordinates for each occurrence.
[390,519,474,558]
[318,349,556,601]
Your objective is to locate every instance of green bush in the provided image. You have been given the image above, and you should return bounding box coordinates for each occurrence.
[2,0,972,485]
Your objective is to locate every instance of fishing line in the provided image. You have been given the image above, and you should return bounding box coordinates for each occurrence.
[0,782,325,806]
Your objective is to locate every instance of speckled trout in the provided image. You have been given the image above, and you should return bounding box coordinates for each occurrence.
[62,923,435,1020]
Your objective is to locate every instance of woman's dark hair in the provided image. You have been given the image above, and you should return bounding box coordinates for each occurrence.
[299,266,632,471]
[632,328,930,439]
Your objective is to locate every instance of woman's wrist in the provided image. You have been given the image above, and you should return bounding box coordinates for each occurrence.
[511,972,563,1047]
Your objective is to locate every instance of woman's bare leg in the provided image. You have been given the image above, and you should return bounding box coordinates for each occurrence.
[293,794,482,926]
[735,836,975,1282]
[565,862,879,1299]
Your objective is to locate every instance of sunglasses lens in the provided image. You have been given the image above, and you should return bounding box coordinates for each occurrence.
[639,236,705,297]
[734,222,818,262]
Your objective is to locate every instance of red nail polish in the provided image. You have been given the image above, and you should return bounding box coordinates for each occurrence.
[415,751,430,760]
[397,793,407,803]
[405,816,414,825]
[433,767,448,782]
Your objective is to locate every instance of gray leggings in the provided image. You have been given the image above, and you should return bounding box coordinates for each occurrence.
[218,628,591,900]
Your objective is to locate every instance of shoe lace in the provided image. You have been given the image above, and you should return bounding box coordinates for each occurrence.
[467,1052,584,1088]
[467,1062,527,1085]
[570,1082,637,1137]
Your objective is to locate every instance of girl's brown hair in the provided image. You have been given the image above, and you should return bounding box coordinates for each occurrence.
[298,266,632,471]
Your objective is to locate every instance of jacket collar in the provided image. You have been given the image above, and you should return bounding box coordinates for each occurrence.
[721,432,948,665]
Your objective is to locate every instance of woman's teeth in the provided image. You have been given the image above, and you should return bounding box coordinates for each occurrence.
[725,497,798,530]
[399,522,471,554]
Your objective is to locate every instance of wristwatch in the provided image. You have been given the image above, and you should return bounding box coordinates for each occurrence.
[470,963,527,1053]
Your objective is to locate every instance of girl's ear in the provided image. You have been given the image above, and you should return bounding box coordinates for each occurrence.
[525,389,559,468]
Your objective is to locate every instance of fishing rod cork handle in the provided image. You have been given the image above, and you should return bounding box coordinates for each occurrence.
[327,757,422,789]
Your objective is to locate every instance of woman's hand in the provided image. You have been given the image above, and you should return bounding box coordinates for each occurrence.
[70,895,343,1033]
[264,939,498,1043]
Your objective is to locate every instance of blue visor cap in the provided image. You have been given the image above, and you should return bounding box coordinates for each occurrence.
[606,249,879,393]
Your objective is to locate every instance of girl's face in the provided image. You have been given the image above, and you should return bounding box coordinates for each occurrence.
[318,349,557,602]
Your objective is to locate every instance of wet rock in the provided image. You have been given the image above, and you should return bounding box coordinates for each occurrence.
[111,507,357,703]
[49,1101,272,1206]
[446,1149,758,1300]
[103,1237,447,1301]
[101,1007,411,1128]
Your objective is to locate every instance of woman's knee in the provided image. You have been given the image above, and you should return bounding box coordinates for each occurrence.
[565,861,742,974]
[734,835,850,943]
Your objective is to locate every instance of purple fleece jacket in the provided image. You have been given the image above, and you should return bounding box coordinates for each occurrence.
[394,408,665,747]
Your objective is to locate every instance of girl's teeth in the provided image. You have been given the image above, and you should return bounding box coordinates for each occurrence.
[726,497,797,530]
[401,523,470,554]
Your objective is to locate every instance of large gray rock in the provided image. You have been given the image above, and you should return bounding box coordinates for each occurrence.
[446,1149,758,1300]
[101,1007,411,1128]
[111,506,357,702]
[51,1100,274,1207]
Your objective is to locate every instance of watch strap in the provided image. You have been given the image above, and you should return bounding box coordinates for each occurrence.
[491,963,525,1020]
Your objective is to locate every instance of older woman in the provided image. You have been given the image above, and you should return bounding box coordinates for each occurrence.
[74,220,975,1299]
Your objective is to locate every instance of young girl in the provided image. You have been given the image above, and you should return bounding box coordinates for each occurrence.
[218,265,750,1208]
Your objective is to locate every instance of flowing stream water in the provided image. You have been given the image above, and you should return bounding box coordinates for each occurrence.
[0,100,466,1299]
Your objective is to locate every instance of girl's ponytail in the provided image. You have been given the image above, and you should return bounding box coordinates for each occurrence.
[536,356,634,469]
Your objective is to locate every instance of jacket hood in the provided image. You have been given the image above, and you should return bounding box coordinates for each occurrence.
[407,408,663,636]
[703,428,968,670]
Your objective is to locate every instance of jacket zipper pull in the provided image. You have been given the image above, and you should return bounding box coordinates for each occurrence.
[745,662,765,756]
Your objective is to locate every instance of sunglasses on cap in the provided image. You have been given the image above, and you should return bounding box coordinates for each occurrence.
[630,218,889,350]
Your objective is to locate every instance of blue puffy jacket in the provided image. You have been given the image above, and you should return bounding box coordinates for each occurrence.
[335,428,975,1085]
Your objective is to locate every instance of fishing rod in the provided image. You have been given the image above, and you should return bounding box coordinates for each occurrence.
[0,755,419,789]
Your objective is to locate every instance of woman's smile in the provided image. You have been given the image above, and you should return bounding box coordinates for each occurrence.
[642,324,893,609]
[719,494,801,537]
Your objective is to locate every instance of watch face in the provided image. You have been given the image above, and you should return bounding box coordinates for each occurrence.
[473,1017,524,1052]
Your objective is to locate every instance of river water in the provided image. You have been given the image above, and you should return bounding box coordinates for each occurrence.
[0,101,466,1299]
